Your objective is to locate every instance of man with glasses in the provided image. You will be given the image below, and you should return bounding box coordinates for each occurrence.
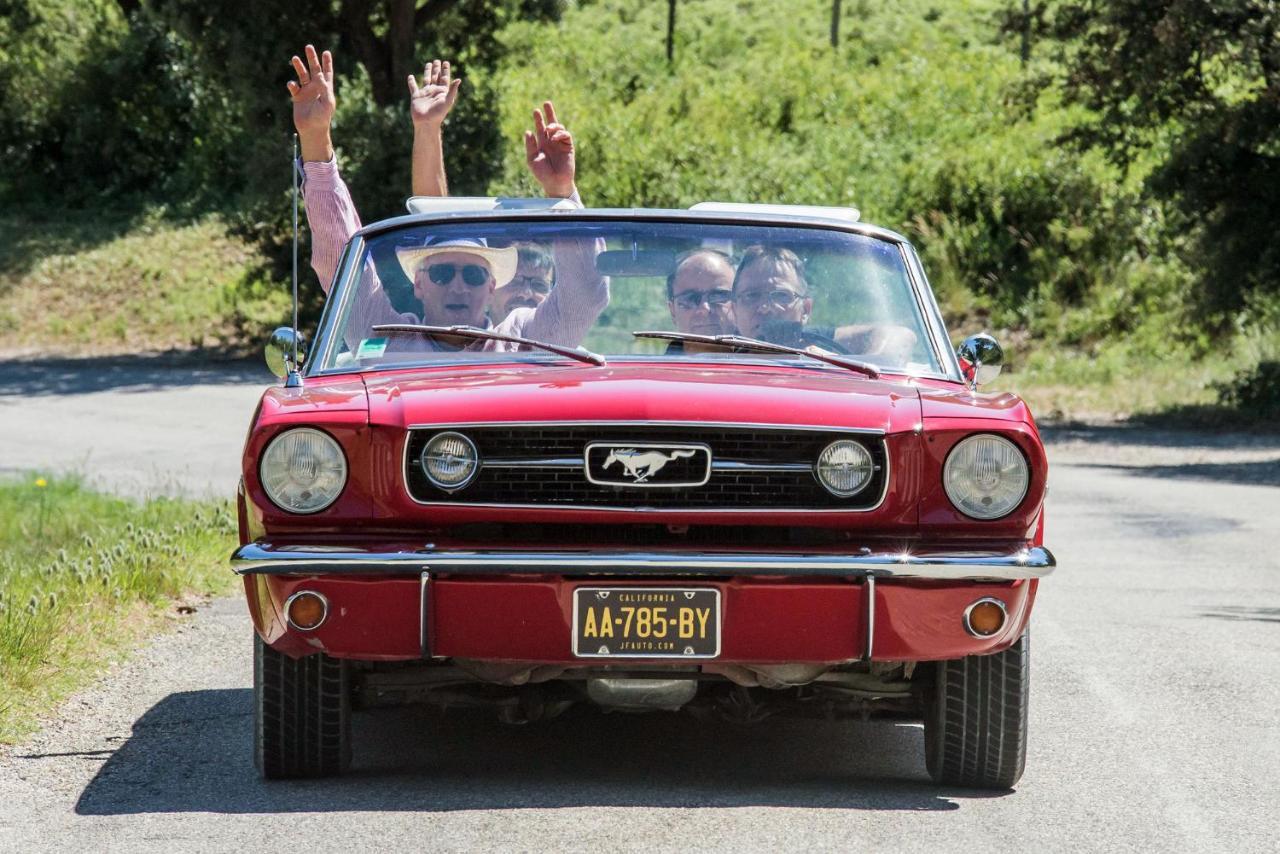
[731,246,917,360]
[731,246,815,343]
[491,243,556,322]
[666,249,738,336]
[287,45,607,354]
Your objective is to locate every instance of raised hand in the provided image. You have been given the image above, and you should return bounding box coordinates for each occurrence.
[524,101,576,199]
[408,59,460,129]
[286,45,335,162]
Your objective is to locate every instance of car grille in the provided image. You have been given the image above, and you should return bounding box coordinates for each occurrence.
[404,425,887,510]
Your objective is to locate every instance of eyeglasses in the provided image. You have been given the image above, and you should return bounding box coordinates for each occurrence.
[426,263,490,287]
[505,275,553,295]
[672,289,733,311]
[735,288,804,309]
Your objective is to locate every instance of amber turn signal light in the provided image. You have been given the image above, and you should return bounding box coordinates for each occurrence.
[963,598,1007,638]
[285,591,329,631]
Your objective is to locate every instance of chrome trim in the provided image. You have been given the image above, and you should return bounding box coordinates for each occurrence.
[483,457,583,469]
[233,544,1057,582]
[583,441,712,489]
[400,422,890,513]
[407,420,886,435]
[712,460,813,473]
[419,431,481,492]
[900,242,965,383]
[309,235,365,376]
[354,208,913,247]
[484,459,814,473]
[419,572,431,657]
[962,596,1009,638]
[863,575,876,662]
[283,590,329,632]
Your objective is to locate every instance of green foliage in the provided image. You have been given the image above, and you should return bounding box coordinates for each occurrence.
[490,0,1204,353]
[0,476,236,742]
[0,212,290,354]
[1049,0,1280,319]
[1216,361,1280,418]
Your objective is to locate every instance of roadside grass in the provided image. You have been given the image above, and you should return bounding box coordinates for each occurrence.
[0,475,237,744]
[0,210,289,357]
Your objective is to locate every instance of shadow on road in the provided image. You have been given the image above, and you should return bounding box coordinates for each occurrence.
[1042,424,1280,450]
[0,353,273,397]
[1199,606,1280,624]
[1066,460,1280,488]
[70,689,996,814]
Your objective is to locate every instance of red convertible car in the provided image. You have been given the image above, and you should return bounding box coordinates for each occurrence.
[233,201,1053,789]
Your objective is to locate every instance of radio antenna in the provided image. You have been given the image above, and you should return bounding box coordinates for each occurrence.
[287,134,302,387]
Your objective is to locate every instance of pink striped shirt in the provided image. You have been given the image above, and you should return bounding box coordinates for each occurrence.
[301,158,608,354]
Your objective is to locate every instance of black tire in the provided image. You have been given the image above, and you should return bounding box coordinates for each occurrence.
[923,629,1029,789]
[253,634,351,779]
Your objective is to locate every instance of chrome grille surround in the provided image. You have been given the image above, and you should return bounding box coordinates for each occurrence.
[402,421,889,512]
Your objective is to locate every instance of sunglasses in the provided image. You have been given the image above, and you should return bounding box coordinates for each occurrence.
[505,275,553,295]
[672,289,733,311]
[735,288,804,309]
[426,263,490,287]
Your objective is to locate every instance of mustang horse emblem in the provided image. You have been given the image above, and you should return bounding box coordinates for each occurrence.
[601,448,696,483]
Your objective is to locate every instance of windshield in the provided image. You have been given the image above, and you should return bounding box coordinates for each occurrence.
[315,218,946,377]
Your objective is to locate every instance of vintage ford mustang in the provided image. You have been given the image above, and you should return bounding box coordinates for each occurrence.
[233,200,1054,788]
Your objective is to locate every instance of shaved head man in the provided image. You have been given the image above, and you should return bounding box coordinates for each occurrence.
[666,248,737,336]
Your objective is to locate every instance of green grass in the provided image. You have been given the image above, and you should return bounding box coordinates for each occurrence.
[0,211,289,356]
[984,326,1280,427]
[0,475,238,743]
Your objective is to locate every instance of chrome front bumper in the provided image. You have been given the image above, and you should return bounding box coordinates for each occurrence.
[231,543,1055,582]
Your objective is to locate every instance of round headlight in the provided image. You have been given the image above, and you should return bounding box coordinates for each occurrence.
[816,440,875,497]
[259,428,348,514]
[420,431,479,490]
[943,434,1029,520]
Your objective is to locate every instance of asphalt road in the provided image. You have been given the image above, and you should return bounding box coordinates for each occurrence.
[0,356,1278,852]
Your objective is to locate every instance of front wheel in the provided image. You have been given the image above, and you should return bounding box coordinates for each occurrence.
[253,634,351,779]
[923,629,1030,789]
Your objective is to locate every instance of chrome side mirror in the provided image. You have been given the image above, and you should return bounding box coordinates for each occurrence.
[956,333,1004,389]
[265,326,307,380]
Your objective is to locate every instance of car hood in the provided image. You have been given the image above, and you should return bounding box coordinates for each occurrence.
[362,362,922,434]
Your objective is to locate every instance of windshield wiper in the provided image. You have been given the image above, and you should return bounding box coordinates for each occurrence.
[373,324,607,366]
[633,331,880,379]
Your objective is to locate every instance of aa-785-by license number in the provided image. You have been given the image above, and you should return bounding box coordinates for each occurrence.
[572,587,721,658]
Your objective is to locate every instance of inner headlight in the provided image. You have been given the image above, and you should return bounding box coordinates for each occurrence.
[816,439,875,497]
[259,427,348,514]
[420,431,479,490]
[943,434,1029,520]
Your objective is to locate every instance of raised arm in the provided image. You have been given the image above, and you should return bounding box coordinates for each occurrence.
[287,45,360,292]
[409,59,461,197]
[287,46,408,352]
[524,100,579,200]
[506,103,608,346]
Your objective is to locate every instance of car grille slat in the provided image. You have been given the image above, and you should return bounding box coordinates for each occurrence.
[404,425,887,510]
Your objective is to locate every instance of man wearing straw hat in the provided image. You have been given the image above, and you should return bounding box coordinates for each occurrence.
[287,45,607,353]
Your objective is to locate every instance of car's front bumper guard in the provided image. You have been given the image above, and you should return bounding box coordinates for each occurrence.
[234,544,1053,661]
[232,543,1055,581]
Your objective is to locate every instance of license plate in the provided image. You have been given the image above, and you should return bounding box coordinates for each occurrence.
[572,587,721,658]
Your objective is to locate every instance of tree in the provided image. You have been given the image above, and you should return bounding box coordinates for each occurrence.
[1049,1,1280,318]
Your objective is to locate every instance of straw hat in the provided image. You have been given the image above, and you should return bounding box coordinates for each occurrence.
[394,237,518,287]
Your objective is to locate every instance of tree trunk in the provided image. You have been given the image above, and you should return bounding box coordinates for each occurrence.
[831,0,842,48]
[667,0,677,64]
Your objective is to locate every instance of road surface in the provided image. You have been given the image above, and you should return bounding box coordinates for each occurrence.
[0,355,1277,852]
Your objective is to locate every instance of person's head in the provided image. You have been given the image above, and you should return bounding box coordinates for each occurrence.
[395,238,517,327]
[491,242,555,321]
[731,246,812,339]
[666,248,737,335]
